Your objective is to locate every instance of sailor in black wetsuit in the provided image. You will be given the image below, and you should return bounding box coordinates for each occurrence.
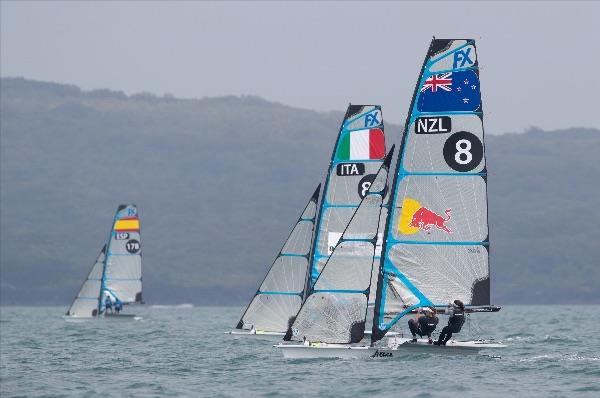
[434,299,465,346]
[408,307,439,344]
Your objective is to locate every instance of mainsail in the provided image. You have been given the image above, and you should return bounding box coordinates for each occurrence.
[65,245,106,317]
[285,149,394,344]
[372,39,490,342]
[308,105,386,305]
[235,186,320,332]
[100,204,143,311]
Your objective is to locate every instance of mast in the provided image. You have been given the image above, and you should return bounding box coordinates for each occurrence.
[97,208,120,315]
[372,39,492,344]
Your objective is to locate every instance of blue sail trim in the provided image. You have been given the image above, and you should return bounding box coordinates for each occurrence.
[399,172,485,177]
[344,108,381,128]
[313,289,367,294]
[378,259,431,330]
[321,203,359,209]
[105,278,140,281]
[258,291,302,296]
[279,253,308,258]
[388,240,489,246]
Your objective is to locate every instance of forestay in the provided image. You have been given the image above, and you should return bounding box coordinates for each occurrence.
[372,39,490,343]
[100,204,143,311]
[65,245,106,317]
[236,186,320,333]
[286,149,394,344]
[309,105,386,305]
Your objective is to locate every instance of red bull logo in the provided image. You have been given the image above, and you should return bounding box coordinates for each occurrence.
[398,198,452,235]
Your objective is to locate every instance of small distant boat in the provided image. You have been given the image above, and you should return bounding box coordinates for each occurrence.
[276,38,505,359]
[64,204,143,320]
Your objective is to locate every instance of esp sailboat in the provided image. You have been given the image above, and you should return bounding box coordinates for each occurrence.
[65,204,143,319]
[276,39,505,358]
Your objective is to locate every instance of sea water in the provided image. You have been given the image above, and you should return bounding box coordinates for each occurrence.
[1,305,599,397]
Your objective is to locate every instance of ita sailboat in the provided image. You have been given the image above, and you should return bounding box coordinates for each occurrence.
[228,105,387,338]
[64,204,143,320]
[276,39,505,358]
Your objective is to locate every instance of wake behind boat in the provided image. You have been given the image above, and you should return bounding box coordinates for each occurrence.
[64,204,143,320]
[276,38,505,359]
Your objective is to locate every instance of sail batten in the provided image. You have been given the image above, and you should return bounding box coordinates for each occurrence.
[372,39,490,343]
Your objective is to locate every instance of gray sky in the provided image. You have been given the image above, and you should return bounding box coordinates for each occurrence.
[2,1,599,133]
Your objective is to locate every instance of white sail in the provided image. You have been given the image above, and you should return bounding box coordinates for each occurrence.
[372,38,491,343]
[235,187,320,333]
[102,204,142,307]
[65,245,105,317]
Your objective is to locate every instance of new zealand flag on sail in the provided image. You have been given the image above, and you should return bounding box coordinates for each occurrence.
[417,70,481,112]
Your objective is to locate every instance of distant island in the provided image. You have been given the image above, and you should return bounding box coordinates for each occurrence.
[1,77,599,306]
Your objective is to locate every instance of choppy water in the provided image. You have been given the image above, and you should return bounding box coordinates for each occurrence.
[1,305,599,397]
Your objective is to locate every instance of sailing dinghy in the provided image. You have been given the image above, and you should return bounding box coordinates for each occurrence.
[276,39,506,358]
[64,204,143,320]
[229,104,389,339]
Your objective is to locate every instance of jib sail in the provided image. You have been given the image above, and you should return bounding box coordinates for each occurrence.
[65,245,106,317]
[308,105,387,305]
[235,186,320,333]
[372,39,490,343]
[285,149,394,344]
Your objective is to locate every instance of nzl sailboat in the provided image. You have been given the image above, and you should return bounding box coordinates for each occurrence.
[276,39,506,358]
[64,204,143,320]
[228,105,387,338]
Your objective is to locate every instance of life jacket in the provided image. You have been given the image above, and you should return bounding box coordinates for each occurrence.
[419,315,439,334]
[448,310,465,333]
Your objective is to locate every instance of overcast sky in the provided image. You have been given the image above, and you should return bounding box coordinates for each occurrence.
[2,1,599,133]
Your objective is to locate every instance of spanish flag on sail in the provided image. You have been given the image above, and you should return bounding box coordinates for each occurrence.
[114,217,140,232]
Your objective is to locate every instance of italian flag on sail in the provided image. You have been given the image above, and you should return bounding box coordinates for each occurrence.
[336,128,385,160]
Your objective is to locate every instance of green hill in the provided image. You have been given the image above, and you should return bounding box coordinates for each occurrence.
[1,77,598,305]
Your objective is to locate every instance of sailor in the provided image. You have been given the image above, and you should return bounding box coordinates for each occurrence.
[114,299,123,314]
[434,299,465,346]
[408,307,438,344]
[104,294,113,314]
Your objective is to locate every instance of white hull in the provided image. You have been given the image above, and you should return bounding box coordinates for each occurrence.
[225,330,285,340]
[225,329,400,341]
[275,337,506,359]
[63,313,141,321]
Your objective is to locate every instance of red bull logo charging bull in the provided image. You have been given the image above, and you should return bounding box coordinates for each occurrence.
[398,198,452,235]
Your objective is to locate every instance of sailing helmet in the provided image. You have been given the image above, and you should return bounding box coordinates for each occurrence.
[422,307,434,314]
[453,299,464,310]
